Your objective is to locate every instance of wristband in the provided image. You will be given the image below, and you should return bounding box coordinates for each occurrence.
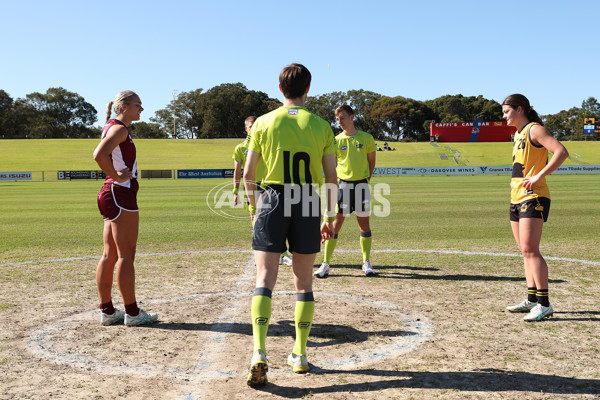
[324,216,335,223]
[232,188,238,195]
[324,210,336,219]
[248,205,256,214]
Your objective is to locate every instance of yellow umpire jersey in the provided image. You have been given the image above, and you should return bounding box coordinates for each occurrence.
[511,122,550,204]
[248,106,335,186]
[335,130,376,181]
[233,138,266,182]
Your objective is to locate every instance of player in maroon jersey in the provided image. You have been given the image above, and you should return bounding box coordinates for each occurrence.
[93,90,158,327]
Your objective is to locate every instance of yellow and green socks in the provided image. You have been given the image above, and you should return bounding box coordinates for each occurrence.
[292,292,314,356]
[323,234,338,264]
[253,289,315,357]
[325,231,372,264]
[360,231,372,262]
[251,287,272,353]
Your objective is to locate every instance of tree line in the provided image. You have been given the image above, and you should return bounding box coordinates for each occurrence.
[1,86,598,141]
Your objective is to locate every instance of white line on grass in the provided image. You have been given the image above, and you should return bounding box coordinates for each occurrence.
[18,246,597,392]
[25,291,432,386]
[179,254,256,400]
[339,249,600,266]
[5,248,600,267]
[0,250,242,267]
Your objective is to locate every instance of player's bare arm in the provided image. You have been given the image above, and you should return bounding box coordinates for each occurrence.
[233,160,243,205]
[523,125,569,189]
[320,152,338,242]
[367,151,376,180]
[243,150,261,217]
[93,125,132,183]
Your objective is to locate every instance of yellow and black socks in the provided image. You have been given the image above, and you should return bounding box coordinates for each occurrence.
[323,234,338,264]
[292,292,314,356]
[527,287,537,303]
[360,231,372,262]
[251,287,272,353]
[536,289,549,307]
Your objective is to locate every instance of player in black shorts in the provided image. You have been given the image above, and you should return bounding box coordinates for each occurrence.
[242,63,337,386]
[315,105,377,278]
[502,94,568,322]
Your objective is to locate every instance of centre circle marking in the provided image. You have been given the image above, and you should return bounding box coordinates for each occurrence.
[26,291,432,380]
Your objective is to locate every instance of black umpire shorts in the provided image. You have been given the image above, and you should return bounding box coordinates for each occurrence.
[337,178,371,216]
[252,185,321,254]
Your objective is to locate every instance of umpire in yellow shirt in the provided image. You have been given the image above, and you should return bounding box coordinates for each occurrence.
[314,104,376,278]
[243,63,337,387]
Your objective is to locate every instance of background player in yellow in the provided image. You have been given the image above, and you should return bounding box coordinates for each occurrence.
[232,116,257,206]
[232,116,292,265]
[314,104,376,278]
[502,94,569,322]
[243,63,337,387]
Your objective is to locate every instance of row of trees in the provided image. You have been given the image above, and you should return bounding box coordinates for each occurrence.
[151,87,600,141]
[1,86,598,141]
[0,88,99,138]
[304,91,503,141]
[150,87,504,141]
[152,83,280,139]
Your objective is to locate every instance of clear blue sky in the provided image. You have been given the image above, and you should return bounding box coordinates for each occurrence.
[1,0,598,125]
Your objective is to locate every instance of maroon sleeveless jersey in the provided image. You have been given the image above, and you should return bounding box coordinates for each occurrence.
[101,119,138,188]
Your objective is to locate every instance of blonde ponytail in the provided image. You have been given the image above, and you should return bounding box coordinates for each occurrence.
[106,90,138,123]
[105,101,114,123]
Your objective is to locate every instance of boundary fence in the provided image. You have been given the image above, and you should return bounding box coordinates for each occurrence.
[2,165,600,182]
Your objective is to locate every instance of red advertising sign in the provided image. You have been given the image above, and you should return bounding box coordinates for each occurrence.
[430,121,515,142]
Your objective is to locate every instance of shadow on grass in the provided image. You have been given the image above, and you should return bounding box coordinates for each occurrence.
[322,264,439,272]
[254,368,600,397]
[322,264,566,283]
[145,321,416,347]
[549,310,600,322]
[365,264,440,272]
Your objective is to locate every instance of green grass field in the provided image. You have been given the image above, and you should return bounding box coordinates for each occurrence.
[1,138,599,264]
[1,140,600,399]
[2,175,599,265]
[1,139,599,171]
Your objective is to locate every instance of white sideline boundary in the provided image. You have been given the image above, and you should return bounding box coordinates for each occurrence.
[4,248,600,267]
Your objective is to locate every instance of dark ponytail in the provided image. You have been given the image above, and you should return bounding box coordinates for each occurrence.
[502,94,543,126]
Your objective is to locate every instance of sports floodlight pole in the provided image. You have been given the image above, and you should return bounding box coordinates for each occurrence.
[172,90,178,138]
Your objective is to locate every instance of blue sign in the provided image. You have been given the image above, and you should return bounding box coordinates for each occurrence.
[584,118,597,135]
[178,169,225,179]
[469,119,483,142]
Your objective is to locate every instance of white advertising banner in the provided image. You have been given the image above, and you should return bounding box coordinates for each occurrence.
[553,165,600,174]
[0,171,32,181]
[373,165,600,176]
[373,166,478,176]
[477,166,513,175]
[478,165,600,175]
